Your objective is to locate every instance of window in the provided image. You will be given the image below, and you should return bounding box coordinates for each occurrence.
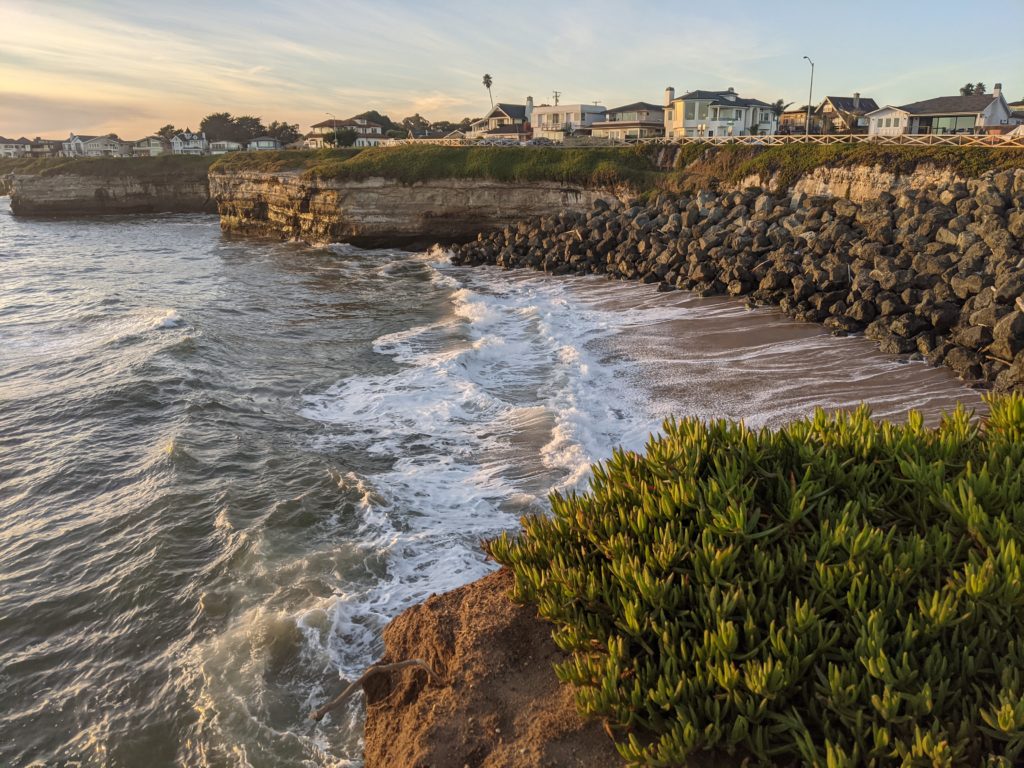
[684,101,696,120]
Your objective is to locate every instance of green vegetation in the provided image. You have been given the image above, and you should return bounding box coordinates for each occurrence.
[0,154,215,180]
[671,144,1024,192]
[210,145,662,188]
[489,394,1024,766]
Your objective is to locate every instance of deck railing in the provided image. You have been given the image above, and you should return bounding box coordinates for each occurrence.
[637,133,1024,148]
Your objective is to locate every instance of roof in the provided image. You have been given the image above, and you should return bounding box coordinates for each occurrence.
[485,124,530,135]
[249,136,281,142]
[69,134,98,142]
[0,136,31,144]
[605,101,663,114]
[673,90,773,108]
[310,118,383,129]
[822,95,879,113]
[479,103,529,122]
[897,94,998,116]
[173,131,206,141]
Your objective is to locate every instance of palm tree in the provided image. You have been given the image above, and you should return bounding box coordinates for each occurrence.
[973,82,987,95]
[770,99,794,118]
[482,74,494,108]
[960,83,975,96]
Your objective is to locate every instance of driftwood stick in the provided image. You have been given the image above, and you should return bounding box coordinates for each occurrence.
[310,659,442,722]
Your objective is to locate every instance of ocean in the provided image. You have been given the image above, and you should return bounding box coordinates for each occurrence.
[0,198,980,766]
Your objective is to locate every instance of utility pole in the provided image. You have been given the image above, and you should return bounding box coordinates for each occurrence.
[803,56,815,136]
[552,90,561,106]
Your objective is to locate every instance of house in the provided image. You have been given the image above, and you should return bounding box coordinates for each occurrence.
[531,103,607,142]
[663,87,777,139]
[778,106,819,134]
[132,136,169,157]
[170,130,209,155]
[590,101,665,141]
[210,140,244,154]
[867,83,1015,136]
[29,137,63,158]
[304,117,386,148]
[466,99,534,141]
[0,136,32,157]
[246,136,282,151]
[815,94,879,134]
[62,133,132,157]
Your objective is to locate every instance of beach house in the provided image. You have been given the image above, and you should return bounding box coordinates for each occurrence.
[867,84,1015,136]
[531,103,606,142]
[663,87,777,139]
[590,102,664,142]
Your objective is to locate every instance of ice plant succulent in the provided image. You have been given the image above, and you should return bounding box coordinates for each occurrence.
[489,393,1024,766]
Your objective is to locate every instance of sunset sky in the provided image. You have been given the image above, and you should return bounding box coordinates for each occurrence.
[2,0,1022,139]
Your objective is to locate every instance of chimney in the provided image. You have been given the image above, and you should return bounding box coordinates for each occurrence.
[994,83,1003,98]
[665,86,675,106]
[526,95,534,121]
[853,92,860,109]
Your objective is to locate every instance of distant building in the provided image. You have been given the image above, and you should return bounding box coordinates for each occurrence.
[467,100,534,141]
[815,94,879,134]
[305,117,386,148]
[778,106,819,134]
[210,140,245,154]
[867,84,1015,136]
[0,136,32,157]
[663,87,777,138]
[590,101,665,141]
[62,133,131,157]
[531,103,606,142]
[133,136,170,156]
[29,137,63,158]
[246,136,282,151]
[170,130,209,155]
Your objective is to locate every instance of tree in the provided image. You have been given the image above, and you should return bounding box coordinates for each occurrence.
[385,129,406,139]
[156,124,179,140]
[234,115,266,140]
[770,99,793,118]
[266,120,300,145]
[200,112,242,142]
[353,110,401,133]
[401,113,430,136]
[960,83,975,96]
[482,73,494,108]
[324,128,358,147]
[458,117,475,131]
[974,82,987,95]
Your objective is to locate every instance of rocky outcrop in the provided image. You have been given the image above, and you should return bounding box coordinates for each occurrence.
[361,569,621,768]
[452,169,1024,392]
[209,171,626,247]
[10,174,214,215]
[732,163,970,202]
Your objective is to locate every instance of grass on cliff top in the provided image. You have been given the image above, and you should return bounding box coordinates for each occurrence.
[211,145,662,188]
[0,154,215,180]
[489,393,1024,766]
[671,143,1024,191]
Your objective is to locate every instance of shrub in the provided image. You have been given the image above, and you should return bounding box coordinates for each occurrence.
[489,394,1024,766]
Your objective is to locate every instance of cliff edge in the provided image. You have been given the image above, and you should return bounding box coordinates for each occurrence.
[361,568,622,768]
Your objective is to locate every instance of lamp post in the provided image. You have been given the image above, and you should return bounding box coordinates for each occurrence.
[325,112,338,147]
[803,56,815,136]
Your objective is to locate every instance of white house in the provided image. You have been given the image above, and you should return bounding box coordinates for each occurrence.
[531,103,606,142]
[467,99,534,140]
[132,136,169,156]
[62,133,132,157]
[305,117,385,148]
[590,102,665,141]
[867,84,1015,136]
[210,140,244,154]
[246,136,282,151]
[170,131,209,155]
[663,87,778,138]
[0,136,31,157]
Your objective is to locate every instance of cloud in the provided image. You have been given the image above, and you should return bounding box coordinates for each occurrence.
[0,92,159,137]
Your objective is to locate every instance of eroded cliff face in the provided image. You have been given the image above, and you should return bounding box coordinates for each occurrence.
[10,174,214,216]
[209,171,627,247]
[734,163,970,202]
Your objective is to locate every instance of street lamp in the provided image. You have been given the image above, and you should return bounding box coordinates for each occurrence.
[803,56,815,136]
[325,112,338,147]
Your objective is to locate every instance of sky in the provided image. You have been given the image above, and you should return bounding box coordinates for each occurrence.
[1,0,1022,139]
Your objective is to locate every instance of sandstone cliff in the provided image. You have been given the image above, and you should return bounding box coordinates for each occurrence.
[10,174,214,216]
[209,171,626,247]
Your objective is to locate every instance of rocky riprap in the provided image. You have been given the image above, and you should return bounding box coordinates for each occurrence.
[451,169,1024,391]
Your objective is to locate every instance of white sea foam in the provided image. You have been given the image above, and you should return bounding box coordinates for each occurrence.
[150,309,183,330]
[298,259,685,686]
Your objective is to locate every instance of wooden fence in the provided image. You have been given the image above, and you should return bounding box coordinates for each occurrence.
[377,133,1024,149]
